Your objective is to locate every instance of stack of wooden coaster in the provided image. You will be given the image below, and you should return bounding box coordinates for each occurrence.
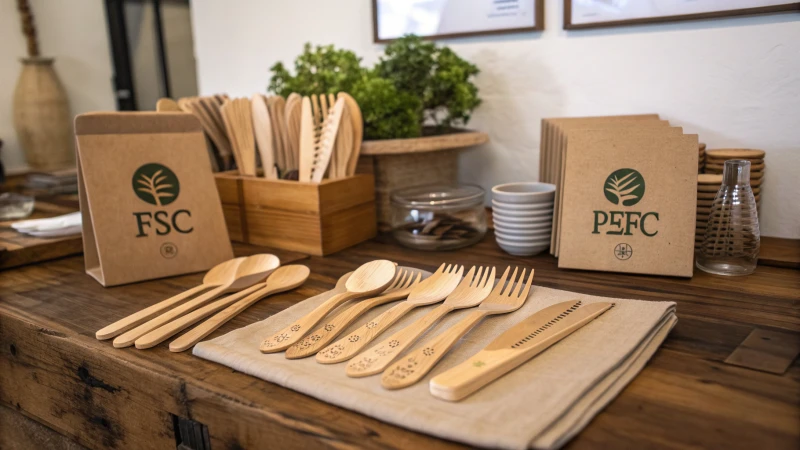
[696,173,723,248]
[698,143,706,173]
[703,149,764,204]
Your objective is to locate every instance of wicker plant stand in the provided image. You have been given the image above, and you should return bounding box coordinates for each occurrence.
[356,128,489,231]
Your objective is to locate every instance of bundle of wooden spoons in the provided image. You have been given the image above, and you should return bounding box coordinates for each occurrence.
[95,255,312,352]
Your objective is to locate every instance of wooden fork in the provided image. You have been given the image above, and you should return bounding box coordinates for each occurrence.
[346,265,491,378]
[316,263,462,364]
[284,269,422,359]
[381,266,534,389]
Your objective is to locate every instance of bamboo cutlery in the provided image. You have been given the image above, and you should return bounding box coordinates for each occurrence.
[430,300,613,401]
[97,258,611,400]
[96,254,309,351]
[164,91,362,182]
[260,259,397,352]
[258,261,609,400]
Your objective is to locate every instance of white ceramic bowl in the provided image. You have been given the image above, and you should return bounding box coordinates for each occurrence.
[492,200,554,211]
[492,182,556,204]
[493,214,553,224]
[491,219,552,231]
[495,229,551,242]
[492,207,554,218]
[495,237,550,256]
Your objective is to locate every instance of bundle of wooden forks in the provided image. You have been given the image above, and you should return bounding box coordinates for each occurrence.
[258,261,539,389]
[159,91,362,183]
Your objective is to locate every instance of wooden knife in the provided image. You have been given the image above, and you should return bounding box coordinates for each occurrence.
[429,300,613,401]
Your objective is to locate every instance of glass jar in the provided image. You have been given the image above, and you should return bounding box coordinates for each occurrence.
[391,184,487,251]
[696,160,760,276]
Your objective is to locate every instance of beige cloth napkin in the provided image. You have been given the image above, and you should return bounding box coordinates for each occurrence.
[194,269,676,450]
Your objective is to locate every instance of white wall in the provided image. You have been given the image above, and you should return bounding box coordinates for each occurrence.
[0,0,115,173]
[192,0,800,238]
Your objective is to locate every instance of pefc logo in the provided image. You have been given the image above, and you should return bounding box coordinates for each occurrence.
[593,168,658,240]
[603,168,645,206]
[132,163,180,206]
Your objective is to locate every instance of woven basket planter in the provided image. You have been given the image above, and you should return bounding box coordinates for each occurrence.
[356,128,489,231]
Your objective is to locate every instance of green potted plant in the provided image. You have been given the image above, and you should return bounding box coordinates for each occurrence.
[268,35,488,228]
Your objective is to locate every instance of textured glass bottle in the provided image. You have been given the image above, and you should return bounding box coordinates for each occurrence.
[697,160,760,275]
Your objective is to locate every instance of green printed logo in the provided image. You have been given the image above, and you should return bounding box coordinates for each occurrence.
[132,163,180,206]
[604,168,645,206]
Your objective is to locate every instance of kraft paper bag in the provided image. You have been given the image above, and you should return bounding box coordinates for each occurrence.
[557,128,698,277]
[75,112,234,286]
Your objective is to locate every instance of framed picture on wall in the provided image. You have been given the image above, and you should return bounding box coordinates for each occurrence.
[564,0,800,30]
[373,0,544,43]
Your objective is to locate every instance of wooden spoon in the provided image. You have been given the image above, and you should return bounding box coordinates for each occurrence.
[268,96,291,172]
[260,259,397,353]
[113,254,280,348]
[285,270,422,359]
[284,94,302,169]
[338,92,363,176]
[251,94,277,179]
[156,98,181,112]
[136,264,309,350]
[95,257,245,340]
[168,265,311,352]
[298,96,315,182]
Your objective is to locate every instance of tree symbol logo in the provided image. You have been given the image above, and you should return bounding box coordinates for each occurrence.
[604,168,645,206]
[132,163,180,206]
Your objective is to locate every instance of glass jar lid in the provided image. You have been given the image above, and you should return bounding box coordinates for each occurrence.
[391,184,485,209]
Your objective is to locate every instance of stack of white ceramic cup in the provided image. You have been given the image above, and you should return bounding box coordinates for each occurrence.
[491,182,556,256]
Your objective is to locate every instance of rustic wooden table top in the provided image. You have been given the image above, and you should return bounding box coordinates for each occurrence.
[1,234,798,450]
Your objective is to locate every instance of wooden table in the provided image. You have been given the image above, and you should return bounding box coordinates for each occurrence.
[1,234,798,449]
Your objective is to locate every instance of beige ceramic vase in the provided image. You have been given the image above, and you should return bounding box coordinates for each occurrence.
[13,57,74,171]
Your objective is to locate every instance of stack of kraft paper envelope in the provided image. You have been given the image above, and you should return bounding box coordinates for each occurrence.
[539,115,698,277]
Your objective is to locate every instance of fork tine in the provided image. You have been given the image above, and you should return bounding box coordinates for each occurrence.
[472,266,484,287]
[516,269,535,300]
[492,267,511,294]
[386,271,402,291]
[503,267,519,296]
[513,269,527,296]
[403,272,416,288]
[395,270,409,289]
[461,266,475,283]
[408,272,422,287]
[483,266,496,289]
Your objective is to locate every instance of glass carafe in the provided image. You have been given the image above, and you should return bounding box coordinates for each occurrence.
[696,160,760,276]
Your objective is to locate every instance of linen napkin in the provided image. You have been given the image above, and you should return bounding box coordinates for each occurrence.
[194,269,676,450]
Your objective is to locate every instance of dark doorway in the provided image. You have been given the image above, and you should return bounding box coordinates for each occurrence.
[104,0,198,111]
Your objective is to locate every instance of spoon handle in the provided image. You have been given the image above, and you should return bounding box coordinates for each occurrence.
[112,285,228,348]
[134,283,263,349]
[316,301,416,364]
[381,310,488,390]
[346,304,452,378]
[169,284,284,352]
[260,291,357,353]
[285,290,410,359]
[95,284,209,340]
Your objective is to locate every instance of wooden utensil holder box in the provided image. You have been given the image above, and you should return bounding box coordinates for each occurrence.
[215,172,377,256]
